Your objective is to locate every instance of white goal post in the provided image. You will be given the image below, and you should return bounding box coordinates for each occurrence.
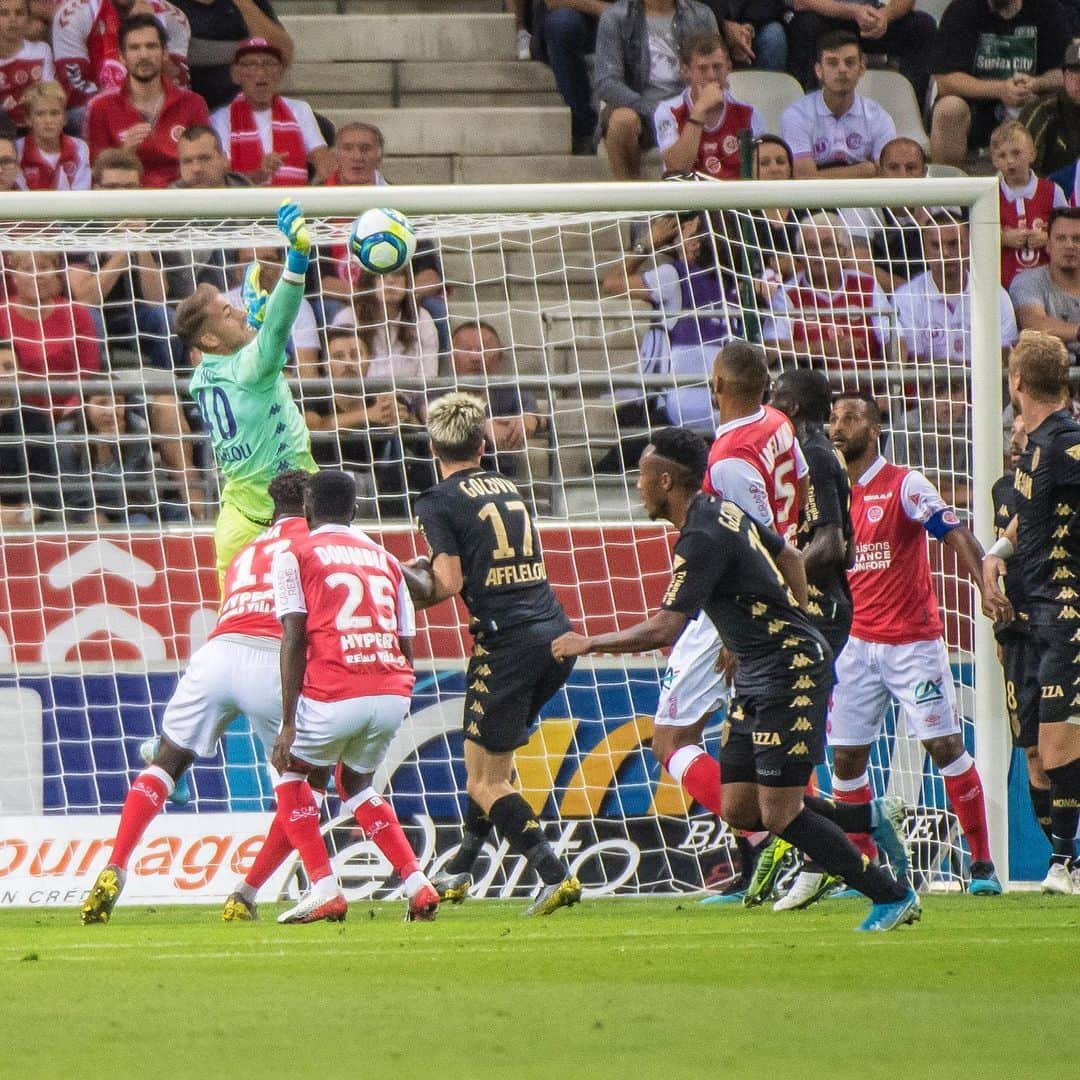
[0,177,1013,899]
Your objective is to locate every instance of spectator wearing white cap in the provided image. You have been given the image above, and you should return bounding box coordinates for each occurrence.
[209,36,332,186]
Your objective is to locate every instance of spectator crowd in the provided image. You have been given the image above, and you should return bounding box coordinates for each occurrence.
[2,0,1080,528]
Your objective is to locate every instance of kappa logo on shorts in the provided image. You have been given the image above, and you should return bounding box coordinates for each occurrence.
[790,695,813,707]
[789,653,813,669]
[469,679,490,694]
[466,721,481,736]
[793,675,816,690]
[787,741,809,756]
[474,664,492,677]
[913,679,944,704]
[469,700,485,714]
[791,717,813,732]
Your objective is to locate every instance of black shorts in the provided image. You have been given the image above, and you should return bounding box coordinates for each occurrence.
[1000,630,1040,749]
[1032,623,1080,728]
[719,674,831,789]
[463,618,575,753]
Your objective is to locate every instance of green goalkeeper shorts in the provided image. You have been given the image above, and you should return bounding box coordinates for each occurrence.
[214,501,270,588]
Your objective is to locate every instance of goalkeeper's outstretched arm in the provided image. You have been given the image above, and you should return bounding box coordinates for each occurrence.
[235,201,312,385]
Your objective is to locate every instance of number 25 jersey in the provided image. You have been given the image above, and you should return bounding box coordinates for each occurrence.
[273,523,416,702]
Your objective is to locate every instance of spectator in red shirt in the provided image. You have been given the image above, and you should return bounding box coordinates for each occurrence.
[53,0,189,111]
[323,120,385,186]
[85,13,208,187]
[0,0,55,129]
[17,80,92,189]
[0,249,102,417]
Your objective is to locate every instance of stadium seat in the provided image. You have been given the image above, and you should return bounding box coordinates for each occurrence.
[858,70,930,151]
[915,0,950,25]
[726,71,804,136]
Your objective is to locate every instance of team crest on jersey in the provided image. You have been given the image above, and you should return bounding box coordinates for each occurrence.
[867,505,884,522]
[722,135,739,155]
[913,679,944,704]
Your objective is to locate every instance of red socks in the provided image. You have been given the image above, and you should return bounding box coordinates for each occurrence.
[111,766,174,870]
[664,746,723,817]
[275,778,332,884]
[832,774,877,861]
[347,789,420,878]
[244,814,295,890]
[245,787,327,891]
[942,753,992,864]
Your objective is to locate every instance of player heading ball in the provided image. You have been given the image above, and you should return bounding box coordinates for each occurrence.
[404,392,582,916]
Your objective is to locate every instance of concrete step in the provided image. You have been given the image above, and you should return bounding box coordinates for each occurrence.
[455,153,611,184]
[381,153,613,185]
[285,60,556,97]
[306,91,560,109]
[277,0,502,12]
[319,106,569,155]
[282,13,515,62]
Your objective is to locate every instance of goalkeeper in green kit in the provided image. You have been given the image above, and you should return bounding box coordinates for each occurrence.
[177,201,318,586]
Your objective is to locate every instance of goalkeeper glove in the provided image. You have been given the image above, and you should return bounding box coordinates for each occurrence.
[241,262,268,329]
[277,199,311,274]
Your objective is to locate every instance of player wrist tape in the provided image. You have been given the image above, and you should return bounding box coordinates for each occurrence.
[988,537,1014,561]
[285,248,309,275]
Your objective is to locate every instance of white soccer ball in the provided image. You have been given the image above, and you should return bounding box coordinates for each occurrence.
[348,207,417,274]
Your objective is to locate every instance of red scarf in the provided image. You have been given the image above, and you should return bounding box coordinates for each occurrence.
[18,134,82,191]
[227,94,308,186]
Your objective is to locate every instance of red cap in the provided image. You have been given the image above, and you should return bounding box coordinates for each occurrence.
[233,37,284,64]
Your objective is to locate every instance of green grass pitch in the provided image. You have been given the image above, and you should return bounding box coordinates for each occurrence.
[3,894,1076,1079]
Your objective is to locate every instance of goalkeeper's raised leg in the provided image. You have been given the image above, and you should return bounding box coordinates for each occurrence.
[176,200,318,586]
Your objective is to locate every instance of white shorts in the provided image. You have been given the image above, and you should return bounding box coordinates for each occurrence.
[654,612,728,728]
[827,635,961,747]
[162,635,282,759]
[291,693,410,773]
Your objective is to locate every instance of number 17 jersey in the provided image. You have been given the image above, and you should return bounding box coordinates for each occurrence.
[414,467,568,634]
[209,515,310,641]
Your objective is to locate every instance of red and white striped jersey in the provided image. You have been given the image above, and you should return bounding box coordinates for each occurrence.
[210,515,309,642]
[999,172,1066,288]
[273,523,416,702]
[848,456,961,644]
[703,404,807,540]
[0,41,54,128]
[653,88,764,180]
[764,269,889,381]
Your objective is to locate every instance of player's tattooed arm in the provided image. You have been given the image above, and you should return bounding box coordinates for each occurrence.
[272,612,308,773]
[551,610,688,660]
[401,553,464,609]
[775,541,809,610]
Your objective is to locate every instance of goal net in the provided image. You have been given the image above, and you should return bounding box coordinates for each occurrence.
[0,179,1010,906]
